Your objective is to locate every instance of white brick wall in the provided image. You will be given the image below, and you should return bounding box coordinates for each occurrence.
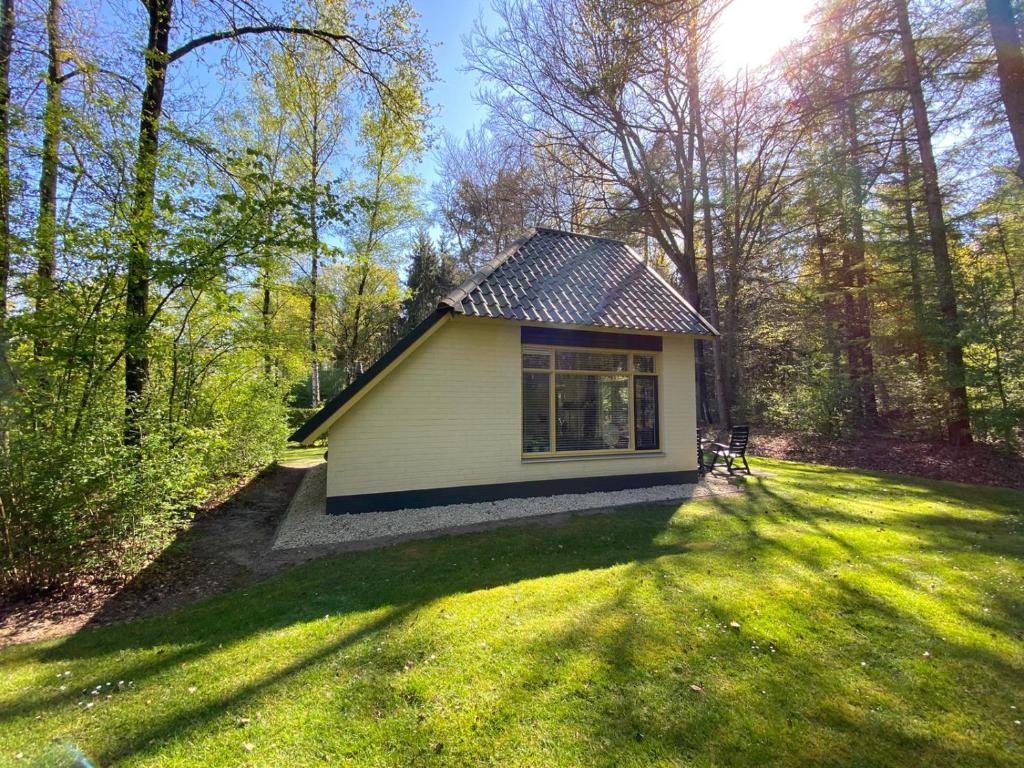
[325,316,698,498]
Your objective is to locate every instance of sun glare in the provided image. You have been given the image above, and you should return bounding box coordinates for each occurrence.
[712,0,814,74]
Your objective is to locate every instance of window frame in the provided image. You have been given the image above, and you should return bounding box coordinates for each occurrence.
[521,344,661,458]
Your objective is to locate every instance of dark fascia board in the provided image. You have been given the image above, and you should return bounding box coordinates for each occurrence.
[289,307,451,444]
[520,325,663,351]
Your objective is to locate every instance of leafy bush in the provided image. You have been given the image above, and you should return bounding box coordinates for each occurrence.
[756,358,857,437]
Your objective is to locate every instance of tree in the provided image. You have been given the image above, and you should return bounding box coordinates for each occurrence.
[342,65,427,374]
[895,0,973,444]
[0,0,12,392]
[401,230,461,331]
[688,11,730,426]
[123,0,419,440]
[269,5,353,407]
[34,0,63,336]
[434,127,538,269]
[986,0,1024,180]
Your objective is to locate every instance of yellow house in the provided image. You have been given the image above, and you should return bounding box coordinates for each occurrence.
[291,228,718,514]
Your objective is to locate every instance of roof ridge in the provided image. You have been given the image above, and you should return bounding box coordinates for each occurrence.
[440,230,538,311]
[533,226,628,245]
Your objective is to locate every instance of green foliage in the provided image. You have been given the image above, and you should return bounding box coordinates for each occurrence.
[959,178,1024,446]
[759,357,858,437]
[0,289,294,594]
[401,231,463,332]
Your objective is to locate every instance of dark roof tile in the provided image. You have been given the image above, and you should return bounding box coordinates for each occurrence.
[442,228,717,336]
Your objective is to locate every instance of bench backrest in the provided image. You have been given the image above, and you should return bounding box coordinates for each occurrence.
[729,425,750,453]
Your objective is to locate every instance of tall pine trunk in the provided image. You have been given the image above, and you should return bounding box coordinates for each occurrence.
[985,0,1024,180]
[839,36,879,423]
[895,0,973,445]
[678,66,709,425]
[0,0,12,392]
[34,0,62,356]
[688,37,730,426]
[897,112,929,379]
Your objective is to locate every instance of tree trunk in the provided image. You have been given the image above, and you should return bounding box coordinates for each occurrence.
[35,0,62,343]
[895,0,973,445]
[677,66,709,425]
[986,0,1024,180]
[347,261,370,376]
[0,0,12,392]
[262,278,272,378]
[124,0,172,444]
[839,36,879,423]
[689,42,730,427]
[308,162,321,408]
[897,112,929,379]
[810,186,842,373]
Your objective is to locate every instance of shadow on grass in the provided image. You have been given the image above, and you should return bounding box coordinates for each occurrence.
[0,507,683,719]
[3,462,1023,766]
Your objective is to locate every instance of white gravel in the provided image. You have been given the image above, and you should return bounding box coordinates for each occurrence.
[272,463,741,551]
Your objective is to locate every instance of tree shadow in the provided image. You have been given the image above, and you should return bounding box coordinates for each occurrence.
[4,465,1023,766]
[1,505,684,724]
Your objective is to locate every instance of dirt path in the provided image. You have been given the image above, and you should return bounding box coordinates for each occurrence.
[0,458,326,647]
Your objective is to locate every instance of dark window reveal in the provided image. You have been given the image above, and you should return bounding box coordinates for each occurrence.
[634,376,659,450]
[522,372,551,453]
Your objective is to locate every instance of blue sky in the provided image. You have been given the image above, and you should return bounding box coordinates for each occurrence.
[410,0,814,186]
[413,0,498,186]
[129,0,812,198]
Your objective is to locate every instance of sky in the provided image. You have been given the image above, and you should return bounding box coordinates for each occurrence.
[413,0,816,186]
[413,0,498,187]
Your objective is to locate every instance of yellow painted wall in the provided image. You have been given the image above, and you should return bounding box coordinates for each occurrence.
[325,316,698,500]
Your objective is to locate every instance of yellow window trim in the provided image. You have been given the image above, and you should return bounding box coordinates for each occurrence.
[521,344,661,458]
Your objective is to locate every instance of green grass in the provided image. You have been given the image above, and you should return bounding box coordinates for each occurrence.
[277,445,326,465]
[2,459,1023,767]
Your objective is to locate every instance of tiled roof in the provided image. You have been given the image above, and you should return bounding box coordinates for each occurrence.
[442,228,717,336]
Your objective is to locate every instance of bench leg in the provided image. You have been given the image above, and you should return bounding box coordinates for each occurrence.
[741,454,750,474]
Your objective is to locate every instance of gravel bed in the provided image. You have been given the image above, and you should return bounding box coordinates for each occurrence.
[272,463,741,550]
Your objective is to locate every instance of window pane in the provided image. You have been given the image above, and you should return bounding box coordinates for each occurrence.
[522,348,551,369]
[634,354,655,373]
[555,350,628,372]
[556,374,630,451]
[522,372,551,453]
[634,375,659,450]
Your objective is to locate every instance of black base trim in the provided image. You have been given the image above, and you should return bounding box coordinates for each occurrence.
[326,471,699,515]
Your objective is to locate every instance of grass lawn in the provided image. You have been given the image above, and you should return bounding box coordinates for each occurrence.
[277,445,326,466]
[2,459,1022,767]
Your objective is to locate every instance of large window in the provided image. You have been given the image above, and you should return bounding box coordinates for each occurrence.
[522,346,660,456]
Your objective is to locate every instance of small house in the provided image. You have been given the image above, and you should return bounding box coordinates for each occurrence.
[290,228,718,514]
